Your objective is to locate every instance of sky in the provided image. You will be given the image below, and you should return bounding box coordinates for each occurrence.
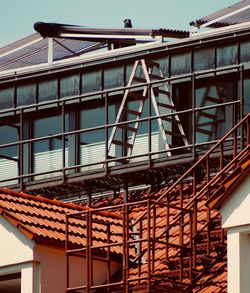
[0,0,239,47]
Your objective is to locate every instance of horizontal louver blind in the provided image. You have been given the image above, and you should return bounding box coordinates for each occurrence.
[34,148,68,180]
[0,158,18,186]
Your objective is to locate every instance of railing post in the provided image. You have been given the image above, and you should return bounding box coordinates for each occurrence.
[105,92,109,175]
[147,199,151,292]
[192,73,196,160]
[148,83,152,168]
[62,100,66,183]
[239,64,244,150]
[19,108,24,190]
[65,214,69,292]
[86,210,90,293]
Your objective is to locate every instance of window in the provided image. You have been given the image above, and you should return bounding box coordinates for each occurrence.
[39,78,58,102]
[0,86,14,109]
[82,69,102,94]
[33,114,68,179]
[0,272,21,293]
[60,74,80,98]
[79,102,115,170]
[0,124,19,185]
[171,52,191,76]
[16,83,36,106]
[194,48,214,71]
[217,44,238,67]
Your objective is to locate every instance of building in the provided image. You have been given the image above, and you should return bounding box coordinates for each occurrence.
[0,0,249,292]
[0,188,122,292]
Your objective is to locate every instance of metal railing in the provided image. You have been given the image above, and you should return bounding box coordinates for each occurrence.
[0,64,244,192]
[65,113,249,292]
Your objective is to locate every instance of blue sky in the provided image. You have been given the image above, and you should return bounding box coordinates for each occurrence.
[0,0,238,47]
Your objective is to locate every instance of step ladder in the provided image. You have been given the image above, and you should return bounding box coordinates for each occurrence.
[196,85,225,140]
[106,59,189,163]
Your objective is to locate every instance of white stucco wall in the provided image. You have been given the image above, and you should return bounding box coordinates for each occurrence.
[220,173,250,229]
[0,216,34,266]
[34,244,121,293]
[219,173,250,293]
[0,215,121,293]
[0,216,40,293]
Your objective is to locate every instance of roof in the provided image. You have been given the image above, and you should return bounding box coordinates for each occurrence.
[0,188,123,258]
[0,33,102,72]
[34,22,189,40]
[83,180,227,292]
[190,0,250,28]
[0,22,189,73]
[207,145,250,209]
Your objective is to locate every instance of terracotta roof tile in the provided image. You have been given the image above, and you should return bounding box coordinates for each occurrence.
[0,188,124,259]
[83,180,227,292]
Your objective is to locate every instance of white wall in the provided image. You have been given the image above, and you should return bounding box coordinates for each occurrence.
[0,216,121,293]
[219,173,250,293]
[34,244,121,293]
[0,216,40,293]
[220,173,250,229]
[0,216,34,266]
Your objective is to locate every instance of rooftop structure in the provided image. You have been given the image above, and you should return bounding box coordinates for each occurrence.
[0,1,250,292]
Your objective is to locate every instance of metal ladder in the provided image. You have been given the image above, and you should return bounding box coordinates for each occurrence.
[196,85,226,140]
[106,59,189,163]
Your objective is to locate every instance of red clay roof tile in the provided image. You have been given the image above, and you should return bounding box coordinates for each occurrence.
[0,187,124,259]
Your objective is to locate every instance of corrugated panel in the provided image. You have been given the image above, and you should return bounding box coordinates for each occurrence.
[190,0,250,28]
[0,34,100,71]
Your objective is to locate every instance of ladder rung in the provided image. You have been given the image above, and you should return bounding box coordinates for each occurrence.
[127,92,146,100]
[112,140,133,148]
[144,60,159,68]
[198,111,217,120]
[157,102,175,110]
[117,124,137,132]
[107,155,129,163]
[154,88,170,96]
[148,74,164,80]
[165,130,186,138]
[133,76,147,83]
[196,127,213,136]
[197,121,217,127]
[206,96,220,103]
[162,117,181,124]
[124,108,142,116]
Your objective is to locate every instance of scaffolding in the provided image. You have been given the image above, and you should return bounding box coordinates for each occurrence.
[65,114,250,292]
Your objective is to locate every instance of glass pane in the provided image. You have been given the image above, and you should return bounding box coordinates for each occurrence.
[171,52,191,76]
[80,107,105,144]
[34,115,68,179]
[217,44,237,67]
[243,79,250,115]
[39,79,58,102]
[240,40,250,63]
[104,66,124,89]
[195,81,235,144]
[60,74,80,98]
[194,48,214,71]
[0,125,18,185]
[16,83,36,106]
[82,69,102,93]
[154,56,169,77]
[0,86,14,109]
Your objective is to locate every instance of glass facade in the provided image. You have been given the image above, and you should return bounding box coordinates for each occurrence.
[0,32,249,188]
